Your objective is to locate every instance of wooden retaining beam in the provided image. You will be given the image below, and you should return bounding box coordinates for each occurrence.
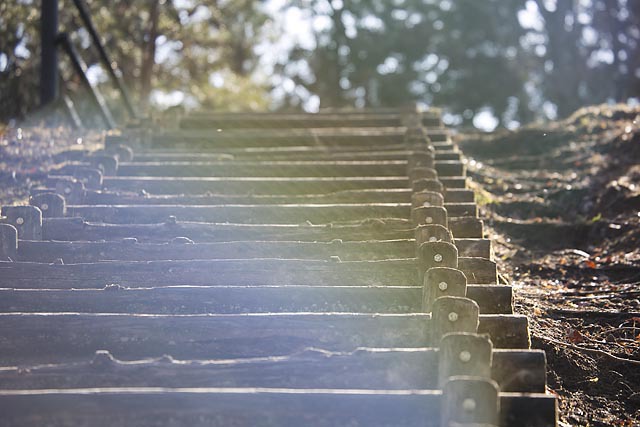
[0,388,556,427]
[0,347,545,393]
[0,285,511,315]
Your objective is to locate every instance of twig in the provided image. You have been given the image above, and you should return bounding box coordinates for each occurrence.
[533,334,640,366]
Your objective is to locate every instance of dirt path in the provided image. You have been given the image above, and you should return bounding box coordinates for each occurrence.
[460,104,640,426]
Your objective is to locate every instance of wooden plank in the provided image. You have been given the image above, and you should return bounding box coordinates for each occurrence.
[0,312,529,365]
[0,258,496,288]
[0,389,556,427]
[131,147,460,162]
[148,128,450,148]
[16,238,490,263]
[40,217,482,243]
[63,203,476,224]
[0,284,512,314]
[106,160,464,178]
[0,348,545,392]
[97,176,467,194]
[179,112,442,129]
[74,188,474,205]
[66,204,413,224]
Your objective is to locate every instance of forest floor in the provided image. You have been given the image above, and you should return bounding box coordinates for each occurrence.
[1,104,639,426]
[460,104,640,426]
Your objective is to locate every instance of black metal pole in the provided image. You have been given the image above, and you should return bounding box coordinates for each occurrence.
[72,0,138,118]
[56,33,116,129]
[40,0,59,107]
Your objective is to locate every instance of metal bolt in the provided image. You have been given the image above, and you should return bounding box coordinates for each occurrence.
[428,236,438,242]
[434,253,443,262]
[462,398,476,412]
[438,281,448,291]
[64,187,71,194]
[41,203,49,211]
[459,350,471,362]
[448,312,458,322]
[15,217,24,225]
[422,202,431,207]
[425,216,433,224]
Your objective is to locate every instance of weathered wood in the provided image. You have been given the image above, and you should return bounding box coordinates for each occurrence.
[15,238,491,263]
[130,147,461,163]
[47,176,467,194]
[0,224,18,260]
[438,334,493,387]
[104,160,464,178]
[0,348,545,392]
[0,258,497,288]
[63,203,476,224]
[66,204,413,224]
[0,206,42,240]
[442,377,499,426]
[78,188,474,205]
[0,312,530,364]
[0,258,419,288]
[178,111,442,129]
[29,193,66,218]
[0,284,512,314]
[40,217,481,243]
[147,128,450,148]
[0,389,556,427]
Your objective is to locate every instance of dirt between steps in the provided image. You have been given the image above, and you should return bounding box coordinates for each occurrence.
[460,104,640,427]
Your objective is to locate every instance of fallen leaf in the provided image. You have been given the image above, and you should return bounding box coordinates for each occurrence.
[568,329,584,343]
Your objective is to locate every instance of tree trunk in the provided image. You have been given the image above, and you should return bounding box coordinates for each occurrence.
[140,1,160,112]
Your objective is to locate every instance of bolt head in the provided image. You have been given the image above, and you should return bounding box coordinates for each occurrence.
[428,236,438,242]
[425,216,433,224]
[438,281,448,291]
[64,187,71,194]
[459,350,471,362]
[434,253,443,262]
[41,203,49,211]
[448,312,458,322]
[462,398,476,412]
[15,217,24,225]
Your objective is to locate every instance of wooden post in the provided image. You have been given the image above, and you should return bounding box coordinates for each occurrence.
[419,241,458,272]
[54,178,85,205]
[438,333,493,388]
[441,377,500,427]
[409,168,438,183]
[412,206,448,228]
[413,179,444,194]
[432,296,479,342]
[1,206,43,240]
[40,0,59,107]
[106,144,134,162]
[415,225,453,247]
[0,224,18,260]
[412,191,444,208]
[30,193,66,218]
[423,267,468,312]
[407,151,435,170]
[90,154,118,176]
[72,167,103,190]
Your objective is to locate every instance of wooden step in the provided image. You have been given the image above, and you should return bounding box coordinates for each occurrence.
[0,388,556,427]
[0,284,511,315]
[0,312,530,365]
[62,203,476,224]
[12,238,491,262]
[0,258,496,288]
[38,217,484,242]
[0,347,545,393]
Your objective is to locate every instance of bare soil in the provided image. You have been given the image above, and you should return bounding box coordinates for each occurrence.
[460,104,640,426]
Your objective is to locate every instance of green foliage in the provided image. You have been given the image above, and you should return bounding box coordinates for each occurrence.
[0,0,272,122]
[274,0,640,127]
